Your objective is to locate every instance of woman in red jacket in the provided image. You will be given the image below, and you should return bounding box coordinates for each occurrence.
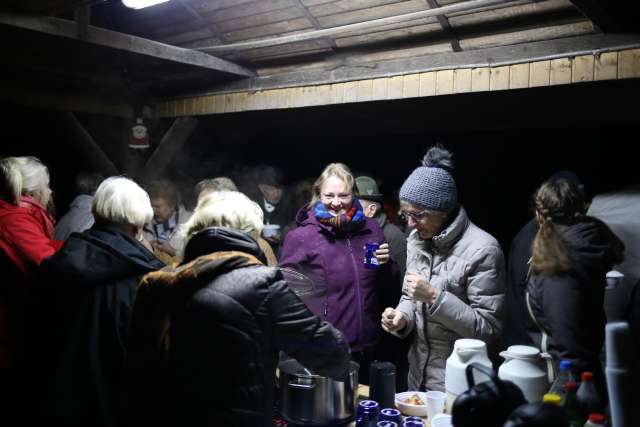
[0,156,62,368]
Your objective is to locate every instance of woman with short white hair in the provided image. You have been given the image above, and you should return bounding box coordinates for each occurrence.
[123,190,349,427]
[38,176,164,427]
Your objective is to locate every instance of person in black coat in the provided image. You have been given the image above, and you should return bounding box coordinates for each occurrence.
[122,190,350,427]
[503,171,585,349]
[36,177,164,427]
[526,179,624,397]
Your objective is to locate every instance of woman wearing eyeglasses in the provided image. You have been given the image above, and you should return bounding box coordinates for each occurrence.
[279,163,392,383]
[381,146,505,392]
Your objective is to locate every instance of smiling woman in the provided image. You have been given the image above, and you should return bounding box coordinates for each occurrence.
[279,162,395,384]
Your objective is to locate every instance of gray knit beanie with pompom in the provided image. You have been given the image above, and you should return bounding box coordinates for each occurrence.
[399,146,458,212]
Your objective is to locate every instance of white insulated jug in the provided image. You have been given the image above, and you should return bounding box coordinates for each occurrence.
[444,339,492,413]
[498,345,549,403]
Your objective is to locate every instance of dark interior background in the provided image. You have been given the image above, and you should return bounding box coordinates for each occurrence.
[2,78,638,253]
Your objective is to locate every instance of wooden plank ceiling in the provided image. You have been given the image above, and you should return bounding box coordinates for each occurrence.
[1,0,639,111]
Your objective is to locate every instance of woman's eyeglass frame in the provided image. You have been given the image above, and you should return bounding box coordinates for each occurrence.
[399,209,431,222]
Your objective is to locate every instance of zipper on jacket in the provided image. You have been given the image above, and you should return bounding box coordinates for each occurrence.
[420,302,431,390]
[346,237,363,348]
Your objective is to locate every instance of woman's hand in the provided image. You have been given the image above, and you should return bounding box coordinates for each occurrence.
[381,307,407,333]
[374,243,390,265]
[405,272,440,305]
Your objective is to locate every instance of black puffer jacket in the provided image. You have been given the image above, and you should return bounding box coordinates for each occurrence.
[123,227,350,427]
[36,225,164,427]
[527,217,624,395]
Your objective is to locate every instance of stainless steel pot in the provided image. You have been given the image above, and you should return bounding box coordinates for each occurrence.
[278,359,359,426]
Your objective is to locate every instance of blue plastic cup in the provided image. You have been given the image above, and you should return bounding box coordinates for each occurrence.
[377,421,398,427]
[379,408,402,424]
[356,400,380,427]
[403,417,425,426]
[363,242,380,269]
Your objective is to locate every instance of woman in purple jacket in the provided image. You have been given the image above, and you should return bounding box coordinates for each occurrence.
[279,163,391,382]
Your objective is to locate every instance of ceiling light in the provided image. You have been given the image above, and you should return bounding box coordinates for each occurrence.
[122,0,171,10]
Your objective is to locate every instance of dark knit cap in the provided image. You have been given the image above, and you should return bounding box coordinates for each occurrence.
[399,146,458,212]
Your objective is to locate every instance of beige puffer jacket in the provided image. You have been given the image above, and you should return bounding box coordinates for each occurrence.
[393,206,505,391]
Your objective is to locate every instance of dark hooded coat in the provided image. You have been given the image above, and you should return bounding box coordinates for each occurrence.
[121,227,350,427]
[527,217,624,396]
[36,225,164,427]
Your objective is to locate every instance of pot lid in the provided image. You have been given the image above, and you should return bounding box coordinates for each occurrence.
[502,345,541,359]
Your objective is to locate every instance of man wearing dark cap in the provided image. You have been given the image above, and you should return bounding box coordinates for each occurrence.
[356,176,407,281]
[256,165,295,252]
[356,175,409,389]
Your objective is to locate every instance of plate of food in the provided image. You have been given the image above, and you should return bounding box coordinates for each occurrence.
[395,391,428,417]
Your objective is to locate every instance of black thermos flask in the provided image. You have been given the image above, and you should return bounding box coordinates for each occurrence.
[369,361,396,409]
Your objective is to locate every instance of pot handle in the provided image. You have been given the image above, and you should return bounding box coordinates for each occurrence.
[288,381,317,390]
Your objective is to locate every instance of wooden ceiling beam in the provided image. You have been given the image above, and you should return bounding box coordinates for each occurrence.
[186,33,640,95]
[196,0,521,53]
[0,12,256,77]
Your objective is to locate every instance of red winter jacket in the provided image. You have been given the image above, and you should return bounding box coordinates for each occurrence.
[0,196,62,368]
[0,196,62,274]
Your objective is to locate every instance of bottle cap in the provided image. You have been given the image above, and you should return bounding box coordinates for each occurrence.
[564,381,578,391]
[581,371,594,382]
[588,413,605,423]
[559,359,572,371]
[542,393,562,405]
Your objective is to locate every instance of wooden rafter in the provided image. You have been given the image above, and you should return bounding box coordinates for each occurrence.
[196,0,520,53]
[192,33,640,94]
[426,0,462,52]
[293,0,338,52]
[175,0,230,44]
[0,12,256,77]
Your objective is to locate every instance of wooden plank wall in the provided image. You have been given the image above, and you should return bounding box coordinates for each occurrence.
[152,48,640,118]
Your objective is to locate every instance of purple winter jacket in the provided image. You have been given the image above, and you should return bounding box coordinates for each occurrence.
[279,204,390,352]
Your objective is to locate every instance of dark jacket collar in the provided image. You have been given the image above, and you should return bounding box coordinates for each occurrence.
[181,227,267,265]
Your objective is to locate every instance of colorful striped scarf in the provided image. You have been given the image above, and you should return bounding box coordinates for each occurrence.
[314,199,365,232]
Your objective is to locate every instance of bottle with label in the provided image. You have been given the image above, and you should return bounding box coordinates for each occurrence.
[549,359,575,397]
[583,413,605,427]
[563,382,583,427]
[576,372,604,420]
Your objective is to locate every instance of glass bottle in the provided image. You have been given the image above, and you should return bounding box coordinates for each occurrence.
[576,372,604,419]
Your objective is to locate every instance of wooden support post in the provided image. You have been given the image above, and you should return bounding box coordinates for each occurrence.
[139,117,198,182]
[58,112,120,176]
[74,5,90,40]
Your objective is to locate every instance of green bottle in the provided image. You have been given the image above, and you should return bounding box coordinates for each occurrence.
[563,381,584,427]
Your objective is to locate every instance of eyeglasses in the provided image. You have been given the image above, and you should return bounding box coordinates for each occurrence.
[399,209,430,222]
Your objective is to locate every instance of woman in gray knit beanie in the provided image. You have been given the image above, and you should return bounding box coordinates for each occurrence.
[381,145,506,392]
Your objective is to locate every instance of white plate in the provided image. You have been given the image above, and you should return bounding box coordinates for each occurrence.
[395,391,428,417]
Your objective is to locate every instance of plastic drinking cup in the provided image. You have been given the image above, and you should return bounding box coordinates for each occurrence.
[364,242,380,269]
[430,414,453,427]
[425,390,446,420]
[379,408,401,424]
